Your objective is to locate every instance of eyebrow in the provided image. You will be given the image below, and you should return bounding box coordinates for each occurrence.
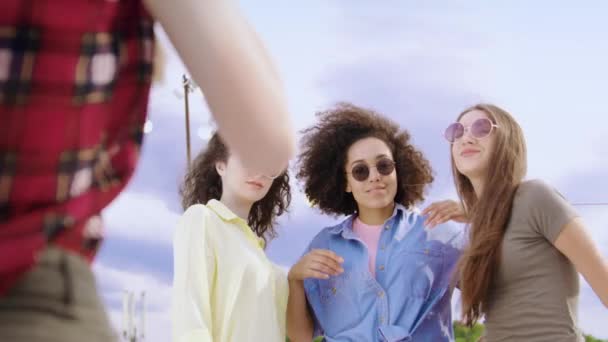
[349,154,391,167]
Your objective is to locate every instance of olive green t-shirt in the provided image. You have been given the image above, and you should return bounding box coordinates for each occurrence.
[484,179,582,342]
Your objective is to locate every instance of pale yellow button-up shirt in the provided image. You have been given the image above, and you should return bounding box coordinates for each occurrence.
[171,200,288,342]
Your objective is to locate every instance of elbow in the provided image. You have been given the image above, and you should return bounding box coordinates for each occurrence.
[270,130,296,165]
[240,129,295,174]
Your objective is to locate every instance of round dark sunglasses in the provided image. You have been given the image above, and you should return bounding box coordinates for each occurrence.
[347,158,396,182]
[443,117,499,143]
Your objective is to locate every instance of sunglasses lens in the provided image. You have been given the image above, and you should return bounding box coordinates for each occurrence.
[351,164,369,182]
[472,118,493,138]
[444,123,464,142]
[376,159,395,176]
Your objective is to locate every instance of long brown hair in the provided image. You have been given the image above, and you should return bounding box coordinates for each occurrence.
[452,104,527,326]
[179,133,291,244]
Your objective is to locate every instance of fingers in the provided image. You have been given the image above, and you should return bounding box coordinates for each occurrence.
[424,200,460,228]
[309,254,344,275]
[424,202,445,227]
[421,202,440,216]
[291,249,345,280]
[311,249,344,264]
[305,270,331,279]
[308,260,342,278]
[423,200,465,228]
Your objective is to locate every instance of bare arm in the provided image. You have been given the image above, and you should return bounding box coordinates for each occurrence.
[287,249,344,342]
[287,279,314,342]
[554,217,608,308]
[143,0,295,175]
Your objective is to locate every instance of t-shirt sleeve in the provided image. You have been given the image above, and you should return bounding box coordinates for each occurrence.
[524,180,579,243]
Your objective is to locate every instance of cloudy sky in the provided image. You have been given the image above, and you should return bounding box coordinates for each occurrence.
[93,1,608,340]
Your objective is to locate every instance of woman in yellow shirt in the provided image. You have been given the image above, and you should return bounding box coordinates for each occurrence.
[171,133,291,342]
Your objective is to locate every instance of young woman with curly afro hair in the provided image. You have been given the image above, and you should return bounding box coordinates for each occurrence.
[286,102,465,342]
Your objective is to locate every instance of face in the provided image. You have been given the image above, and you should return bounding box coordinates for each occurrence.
[345,137,398,212]
[450,109,498,180]
[216,154,274,204]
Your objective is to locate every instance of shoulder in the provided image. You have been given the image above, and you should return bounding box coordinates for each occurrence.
[306,217,350,249]
[174,204,218,243]
[516,179,561,201]
[514,179,573,213]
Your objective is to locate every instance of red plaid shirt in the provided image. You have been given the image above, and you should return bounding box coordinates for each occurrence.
[0,0,154,295]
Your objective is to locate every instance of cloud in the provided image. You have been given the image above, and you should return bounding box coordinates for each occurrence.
[93,262,172,342]
[102,191,180,245]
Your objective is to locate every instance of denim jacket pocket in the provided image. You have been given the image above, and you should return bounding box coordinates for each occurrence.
[396,247,444,299]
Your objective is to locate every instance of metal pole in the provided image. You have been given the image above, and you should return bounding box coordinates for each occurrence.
[183,74,192,168]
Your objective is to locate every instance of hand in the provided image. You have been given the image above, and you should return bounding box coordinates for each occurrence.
[422,199,467,228]
[288,249,344,282]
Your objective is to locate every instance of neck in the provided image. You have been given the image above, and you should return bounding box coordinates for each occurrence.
[469,176,485,199]
[357,202,395,226]
[219,193,253,222]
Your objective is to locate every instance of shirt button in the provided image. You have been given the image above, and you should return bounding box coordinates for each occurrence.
[377,291,384,298]
[384,225,390,230]
[379,316,385,324]
[380,245,386,251]
[331,287,337,294]
[378,265,385,271]
[424,249,429,255]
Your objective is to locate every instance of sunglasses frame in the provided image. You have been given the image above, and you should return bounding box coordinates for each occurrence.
[443,117,499,143]
[346,158,396,182]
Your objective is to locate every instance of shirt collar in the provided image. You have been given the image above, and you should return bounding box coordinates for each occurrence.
[206,199,266,249]
[330,203,410,236]
[206,199,239,221]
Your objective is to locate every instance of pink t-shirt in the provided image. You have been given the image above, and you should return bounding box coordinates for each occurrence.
[352,217,383,277]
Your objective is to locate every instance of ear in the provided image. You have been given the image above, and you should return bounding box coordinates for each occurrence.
[215,161,226,177]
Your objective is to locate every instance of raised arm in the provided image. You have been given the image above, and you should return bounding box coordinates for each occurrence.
[144,0,295,175]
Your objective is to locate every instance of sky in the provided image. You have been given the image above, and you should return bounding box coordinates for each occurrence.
[93,1,608,340]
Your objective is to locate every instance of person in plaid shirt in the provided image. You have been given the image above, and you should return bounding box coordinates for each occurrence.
[0,0,295,340]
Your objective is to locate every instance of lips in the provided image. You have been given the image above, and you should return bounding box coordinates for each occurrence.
[246,181,264,188]
[367,186,386,193]
[461,149,480,157]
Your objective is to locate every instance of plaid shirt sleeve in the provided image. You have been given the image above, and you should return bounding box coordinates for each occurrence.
[0,0,155,295]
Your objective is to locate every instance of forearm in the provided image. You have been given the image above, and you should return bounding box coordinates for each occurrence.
[287,279,314,342]
[594,259,608,308]
[144,0,295,174]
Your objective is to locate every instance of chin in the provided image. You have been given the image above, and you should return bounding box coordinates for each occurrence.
[242,190,269,203]
[456,163,482,177]
[459,166,486,180]
[363,197,394,210]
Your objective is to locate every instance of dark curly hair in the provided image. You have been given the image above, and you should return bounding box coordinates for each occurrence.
[180,132,291,243]
[296,102,434,216]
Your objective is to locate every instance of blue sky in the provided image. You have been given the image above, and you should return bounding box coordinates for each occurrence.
[93,2,608,340]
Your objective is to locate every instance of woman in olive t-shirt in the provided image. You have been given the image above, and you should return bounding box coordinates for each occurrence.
[424,103,608,341]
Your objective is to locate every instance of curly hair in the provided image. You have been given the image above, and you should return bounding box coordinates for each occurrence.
[296,102,434,216]
[180,132,291,243]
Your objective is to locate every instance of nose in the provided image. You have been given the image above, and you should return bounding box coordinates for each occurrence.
[459,127,476,145]
[368,166,382,182]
